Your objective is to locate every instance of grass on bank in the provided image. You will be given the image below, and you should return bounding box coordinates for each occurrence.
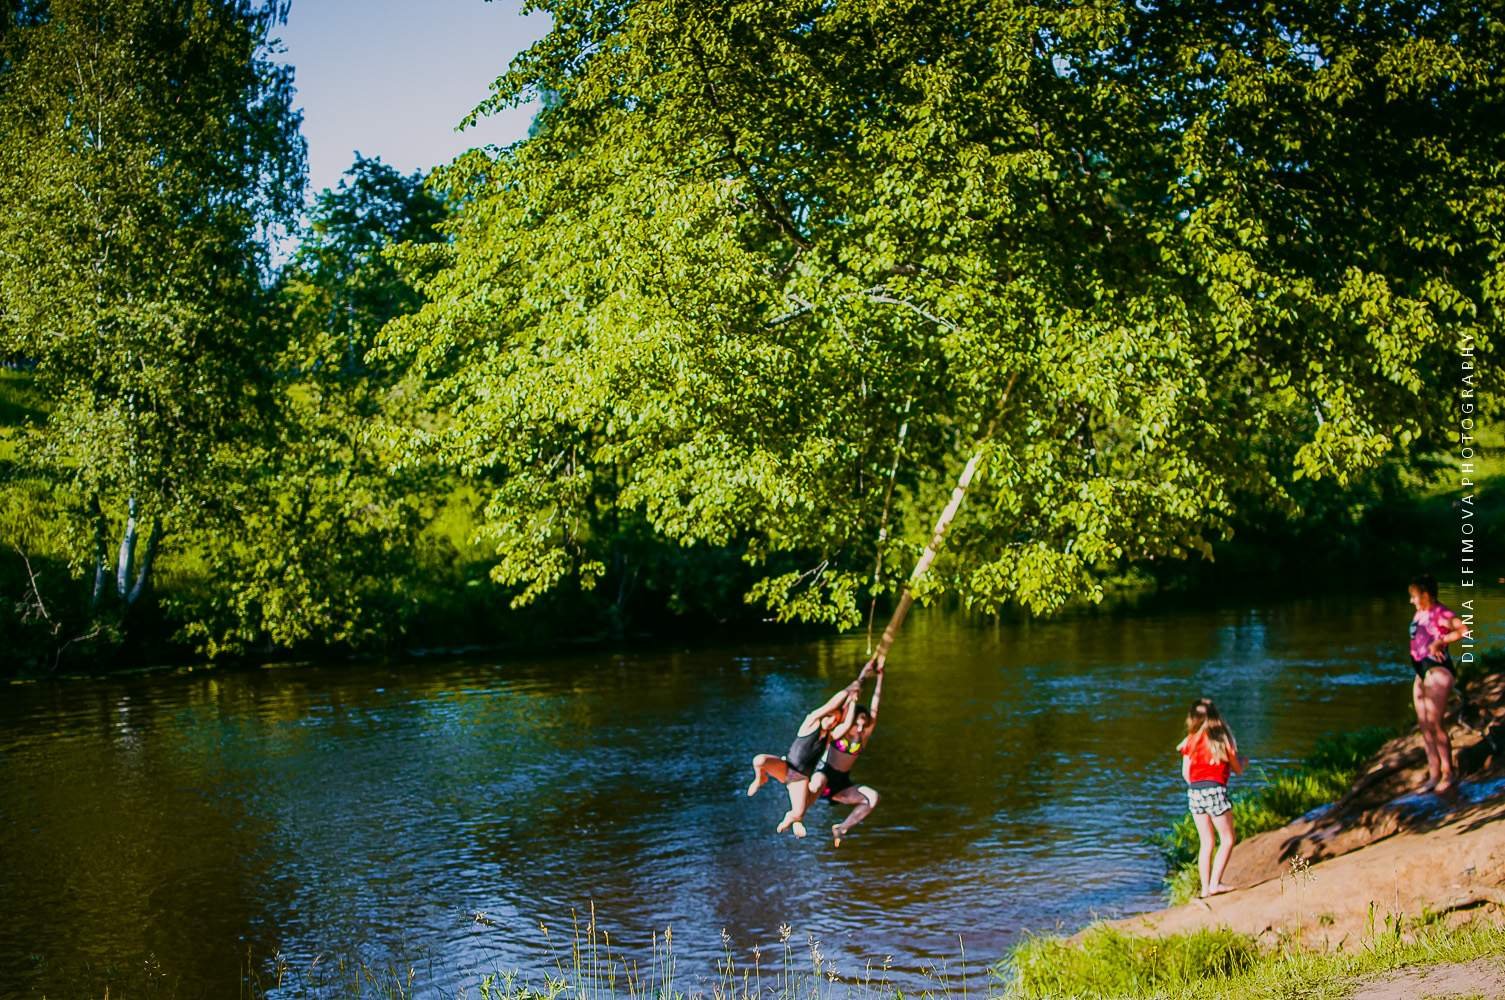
[1000,917,1505,1000]
[227,914,1505,1000]
[1152,727,1399,905]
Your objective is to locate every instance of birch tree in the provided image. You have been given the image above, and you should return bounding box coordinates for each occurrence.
[0,0,304,619]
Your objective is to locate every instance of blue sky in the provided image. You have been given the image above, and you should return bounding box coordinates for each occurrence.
[275,0,551,197]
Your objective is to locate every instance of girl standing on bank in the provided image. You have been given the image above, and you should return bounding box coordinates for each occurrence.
[1408,573,1470,795]
[1178,698,1247,899]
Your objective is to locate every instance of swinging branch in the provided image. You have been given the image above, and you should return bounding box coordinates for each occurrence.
[866,372,1020,669]
[866,396,912,654]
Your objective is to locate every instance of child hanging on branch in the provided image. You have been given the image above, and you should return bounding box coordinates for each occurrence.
[747,668,867,838]
[804,656,885,847]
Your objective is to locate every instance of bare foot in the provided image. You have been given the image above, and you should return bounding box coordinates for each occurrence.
[776,810,798,833]
[1418,776,1438,795]
[1204,883,1234,897]
[748,770,767,797]
[791,821,806,839]
[832,824,844,848]
[1434,777,1458,797]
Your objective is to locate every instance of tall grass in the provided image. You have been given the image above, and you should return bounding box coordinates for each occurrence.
[1152,727,1398,904]
[239,908,921,1000]
[1002,927,1258,999]
[235,913,1505,1000]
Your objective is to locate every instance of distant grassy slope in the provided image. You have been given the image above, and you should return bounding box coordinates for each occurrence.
[0,368,44,465]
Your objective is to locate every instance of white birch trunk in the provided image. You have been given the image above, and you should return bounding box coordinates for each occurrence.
[868,374,1019,666]
[114,496,138,599]
[126,518,159,606]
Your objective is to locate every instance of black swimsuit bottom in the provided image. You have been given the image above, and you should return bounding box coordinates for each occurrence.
[1412,656,1455,680]
[815,761,855,796]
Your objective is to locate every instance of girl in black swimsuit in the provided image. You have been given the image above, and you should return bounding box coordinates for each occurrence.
[1407,573,1470,794]
[748,672,865,838]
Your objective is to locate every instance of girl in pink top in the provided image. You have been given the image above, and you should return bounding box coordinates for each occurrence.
[1408,573,1470,794]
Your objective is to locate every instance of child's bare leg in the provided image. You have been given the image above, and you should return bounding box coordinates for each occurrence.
[1414,677,1441,789]
[790,769,828,827]
[1207,810,1237,894]
[1423,670,1457,792]
[1192,812,1216,897]
[831,786,878,846]
[749,755,789,797]
[778,775,811,837]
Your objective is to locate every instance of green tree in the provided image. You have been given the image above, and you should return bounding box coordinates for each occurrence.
[287,154,448,377]
[174,157,450,656]
[383,0,1500,651]
[0,0,305,634]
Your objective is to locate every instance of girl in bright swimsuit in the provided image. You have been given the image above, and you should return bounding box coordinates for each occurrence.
[1408,573,1470,795]
[805,656,884,847]
[748,671,865,838]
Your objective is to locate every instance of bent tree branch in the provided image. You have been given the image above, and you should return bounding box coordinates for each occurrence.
[872,372,1020,664]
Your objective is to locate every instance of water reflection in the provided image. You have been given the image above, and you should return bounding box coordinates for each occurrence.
[0,588,1491,997]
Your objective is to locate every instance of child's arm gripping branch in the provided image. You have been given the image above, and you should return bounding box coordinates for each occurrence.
[828,694,860,742]
[803,677,864,729]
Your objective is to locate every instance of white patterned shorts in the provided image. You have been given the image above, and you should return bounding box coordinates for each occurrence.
[1187,784,1232,817]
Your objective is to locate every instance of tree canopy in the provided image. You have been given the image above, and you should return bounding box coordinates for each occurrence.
[176,157,451,656]
[381,0,1502,630]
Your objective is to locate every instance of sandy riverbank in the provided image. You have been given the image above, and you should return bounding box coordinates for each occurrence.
[1103,674,1505,948]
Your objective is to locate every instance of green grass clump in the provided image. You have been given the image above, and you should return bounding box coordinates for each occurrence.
[1003,926,1258,999]
[999,918,1505,1000]
[1153,727,1398,904]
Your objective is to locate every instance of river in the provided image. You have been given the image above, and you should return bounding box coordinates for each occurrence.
[0,589,1487,997]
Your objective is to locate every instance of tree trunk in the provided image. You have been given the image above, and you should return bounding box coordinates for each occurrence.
[126,517,160,606]
[114,496,138,599]
[89,497,108,610]
[870,442,990,663]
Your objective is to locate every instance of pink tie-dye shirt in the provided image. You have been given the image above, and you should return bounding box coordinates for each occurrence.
[1409,603,1457,663]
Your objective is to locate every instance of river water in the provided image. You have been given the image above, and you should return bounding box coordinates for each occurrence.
[0,590,1489,997]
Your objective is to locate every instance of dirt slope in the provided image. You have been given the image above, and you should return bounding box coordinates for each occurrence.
[1106,674,1505,948]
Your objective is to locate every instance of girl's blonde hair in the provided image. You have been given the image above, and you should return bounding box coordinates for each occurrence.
[1185,698,1237,764]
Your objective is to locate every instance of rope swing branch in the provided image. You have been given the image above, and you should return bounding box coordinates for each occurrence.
[866,372,1020,668]
[865,395,912,656]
